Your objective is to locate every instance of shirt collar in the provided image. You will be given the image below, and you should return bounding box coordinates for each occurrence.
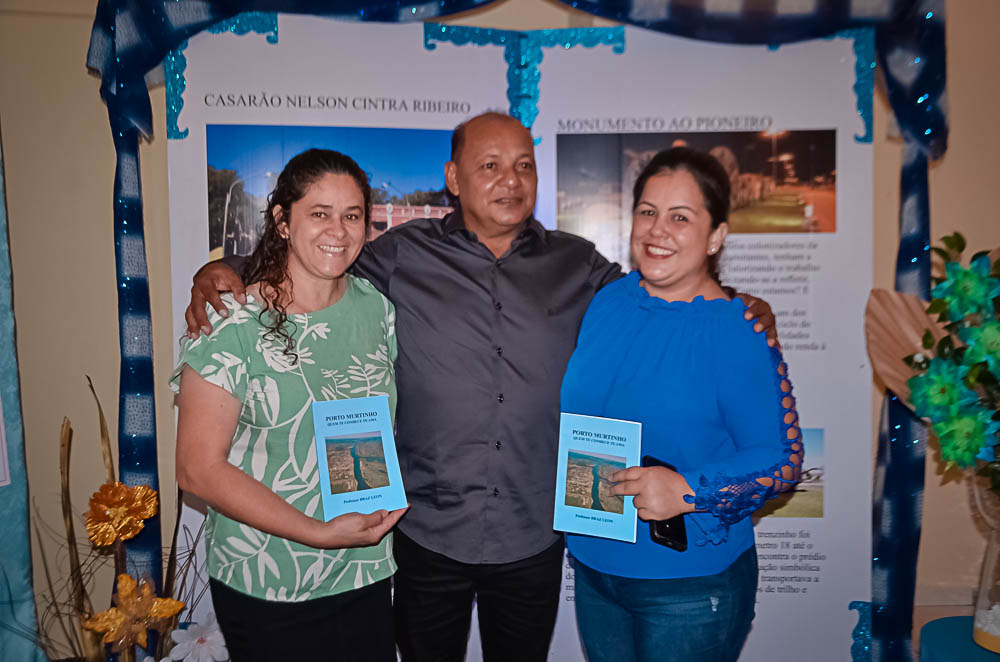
[441,210,467,235]
[442,209,548,246]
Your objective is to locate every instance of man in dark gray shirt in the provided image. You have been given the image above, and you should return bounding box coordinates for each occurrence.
[187,112,774,661]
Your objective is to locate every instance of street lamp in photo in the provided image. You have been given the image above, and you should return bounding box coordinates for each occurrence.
[777,153,796,183]
[221,178,241,256]
[761,130,788,184]
[809,142,816,186]
[381,180,410,207]
[222,170,272,257]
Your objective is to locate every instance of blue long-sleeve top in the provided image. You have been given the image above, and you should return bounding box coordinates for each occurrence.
[561,272,803,580]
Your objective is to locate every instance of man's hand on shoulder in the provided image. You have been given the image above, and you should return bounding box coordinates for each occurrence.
[736,292,780,349]
[185,260,247,338]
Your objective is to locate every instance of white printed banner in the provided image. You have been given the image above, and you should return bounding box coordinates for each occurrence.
[167,14,510,630]
[168,17,871,661]
[533,27,873,661]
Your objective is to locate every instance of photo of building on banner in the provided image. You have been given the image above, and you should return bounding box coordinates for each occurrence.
[205,124,453,258]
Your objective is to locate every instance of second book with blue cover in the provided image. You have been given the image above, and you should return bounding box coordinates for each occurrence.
[553,412,641,543]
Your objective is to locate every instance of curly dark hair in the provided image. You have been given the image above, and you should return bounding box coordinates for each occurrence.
[632,146,731,284]
[243,148,373,363]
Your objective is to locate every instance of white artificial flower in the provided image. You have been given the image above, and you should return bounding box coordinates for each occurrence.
[168,614,229,662]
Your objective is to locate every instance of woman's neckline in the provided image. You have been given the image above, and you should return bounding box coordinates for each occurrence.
[245,275,355,315]
[631,271,732,305]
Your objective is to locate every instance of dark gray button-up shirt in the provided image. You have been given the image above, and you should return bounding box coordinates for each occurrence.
[353,212,622,564]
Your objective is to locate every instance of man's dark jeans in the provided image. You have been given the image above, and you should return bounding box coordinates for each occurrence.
[393,531,564,662]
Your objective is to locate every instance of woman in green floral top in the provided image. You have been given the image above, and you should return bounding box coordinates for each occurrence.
[172,149,407,661]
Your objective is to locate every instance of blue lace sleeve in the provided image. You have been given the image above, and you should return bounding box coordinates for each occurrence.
[682,326,804,545]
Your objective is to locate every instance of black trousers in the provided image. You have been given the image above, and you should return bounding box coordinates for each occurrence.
[392,531,564,662]
[210,577,395,662]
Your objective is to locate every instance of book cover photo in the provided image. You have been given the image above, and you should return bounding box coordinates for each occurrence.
[310,395,406,520]
[553,412,641,542]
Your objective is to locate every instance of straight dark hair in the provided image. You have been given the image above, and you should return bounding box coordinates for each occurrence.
[631,147,731,282]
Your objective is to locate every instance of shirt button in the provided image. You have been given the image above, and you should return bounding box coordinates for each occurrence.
[497,393,504,403]
[495,259,503,267]
[495,440,502,450]
[496,346,503,356]
[494,301,503,311]
[493,487,500,497]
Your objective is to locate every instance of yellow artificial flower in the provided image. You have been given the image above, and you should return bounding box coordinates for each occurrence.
[83,574,185,651]
[85,482,158,546]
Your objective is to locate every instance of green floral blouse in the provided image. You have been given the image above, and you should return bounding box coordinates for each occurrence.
[170,275,398,602]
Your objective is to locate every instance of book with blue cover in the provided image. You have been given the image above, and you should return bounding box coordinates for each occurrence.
[310,395,406,519]
[553,412,641,542]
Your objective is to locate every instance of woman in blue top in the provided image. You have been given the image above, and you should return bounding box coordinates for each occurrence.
[561,147,803,662]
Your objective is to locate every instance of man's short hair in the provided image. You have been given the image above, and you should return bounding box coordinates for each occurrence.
[450,111,520,162]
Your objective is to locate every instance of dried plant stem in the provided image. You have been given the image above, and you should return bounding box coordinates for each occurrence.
[156,486,185,659]
[58,419,90,610]
[32,522,80,655]
[174,517,209,618]
[58,417,104,661]
[113,540,126,578]
[163,487,182,599]
[86,376,116,484]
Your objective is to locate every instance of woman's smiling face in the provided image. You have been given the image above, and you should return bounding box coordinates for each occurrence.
[276,172,368,285]
[630,168,727,301]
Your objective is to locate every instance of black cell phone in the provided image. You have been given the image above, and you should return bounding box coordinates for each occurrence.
[641,455,688,552]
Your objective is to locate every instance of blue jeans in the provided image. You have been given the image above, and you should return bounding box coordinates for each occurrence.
[574,546,758,662]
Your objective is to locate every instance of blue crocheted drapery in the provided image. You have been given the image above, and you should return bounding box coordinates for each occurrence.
[47,2,944,661]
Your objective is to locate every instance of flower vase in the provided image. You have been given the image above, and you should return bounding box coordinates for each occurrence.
[973,479,1000,653]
